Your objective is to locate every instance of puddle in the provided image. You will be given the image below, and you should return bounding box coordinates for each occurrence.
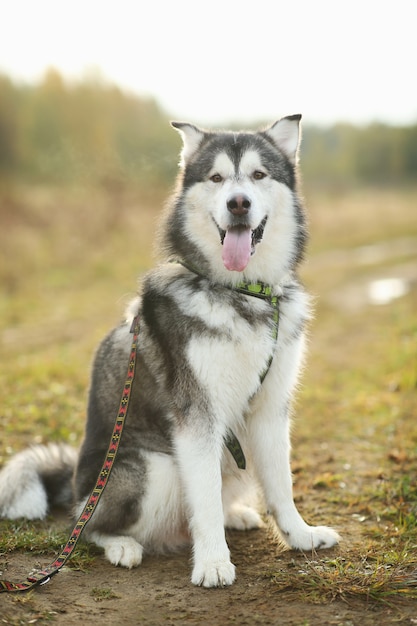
[368,278,410,305]
[324,260,416,312]
[309,237,417,312]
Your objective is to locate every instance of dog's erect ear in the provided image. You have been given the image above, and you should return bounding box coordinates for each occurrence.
[264,114,302,164]
[171,122,205,167]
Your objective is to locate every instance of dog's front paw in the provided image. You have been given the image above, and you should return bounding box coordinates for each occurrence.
[104,536,144,568]
[192,559,236,587]
[285,524,340,551]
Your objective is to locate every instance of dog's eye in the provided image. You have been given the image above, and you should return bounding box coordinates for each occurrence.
[253,171,267,180]
[210,173,223,183]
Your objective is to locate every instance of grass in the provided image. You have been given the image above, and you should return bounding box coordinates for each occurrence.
[90,587,121,602]
[282,196,417,605]
[266,461,417,603]
[267,551,417,603]
[0,182,416,610]
[0,518,100,572]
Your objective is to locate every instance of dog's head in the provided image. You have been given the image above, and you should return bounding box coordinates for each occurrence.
[166,116,306,284]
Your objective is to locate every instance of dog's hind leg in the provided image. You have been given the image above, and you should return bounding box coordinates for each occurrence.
[88,532,144,568]
[73,447,149,568]
[222,471,264,531]
[76,450,189,568]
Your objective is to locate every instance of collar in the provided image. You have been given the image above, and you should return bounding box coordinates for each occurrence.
[175,259,278,302]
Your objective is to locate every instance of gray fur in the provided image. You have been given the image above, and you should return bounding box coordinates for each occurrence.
[0,117,339,586]
[0,443,77,519]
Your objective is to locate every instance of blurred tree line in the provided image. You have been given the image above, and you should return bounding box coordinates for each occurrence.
[301,123,417,187]
[0,69,416,190]
[0,69,179,189]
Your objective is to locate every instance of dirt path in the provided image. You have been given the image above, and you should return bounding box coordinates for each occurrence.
[2,523,414,625]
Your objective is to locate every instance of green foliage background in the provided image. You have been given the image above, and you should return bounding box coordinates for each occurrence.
[0,69,179,188]
[1,69,416,190]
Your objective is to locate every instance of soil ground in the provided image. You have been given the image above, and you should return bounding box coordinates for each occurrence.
[2,522,416,626]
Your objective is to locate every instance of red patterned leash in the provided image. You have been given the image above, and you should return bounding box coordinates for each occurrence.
[0,315,140,593]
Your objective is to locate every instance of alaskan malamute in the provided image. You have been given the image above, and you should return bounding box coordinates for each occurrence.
[0,115,339,587]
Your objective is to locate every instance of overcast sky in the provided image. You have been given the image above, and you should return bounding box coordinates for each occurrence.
[0,0,415,127]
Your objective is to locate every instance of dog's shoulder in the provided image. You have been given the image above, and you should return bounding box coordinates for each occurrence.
[276,277,312,347]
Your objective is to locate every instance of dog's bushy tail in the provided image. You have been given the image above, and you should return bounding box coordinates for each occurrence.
[0,443,78,520]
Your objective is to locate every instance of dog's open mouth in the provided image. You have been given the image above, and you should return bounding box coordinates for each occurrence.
[217,217,268,272]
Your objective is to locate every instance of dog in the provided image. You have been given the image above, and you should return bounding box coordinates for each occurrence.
[0,115,339,587]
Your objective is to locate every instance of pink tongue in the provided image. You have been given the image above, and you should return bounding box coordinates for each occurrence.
[222,226,252,271]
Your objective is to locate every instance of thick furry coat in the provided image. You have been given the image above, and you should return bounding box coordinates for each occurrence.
[0,116,339,587]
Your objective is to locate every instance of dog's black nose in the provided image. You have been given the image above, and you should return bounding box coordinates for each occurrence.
[227,194,251,216]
